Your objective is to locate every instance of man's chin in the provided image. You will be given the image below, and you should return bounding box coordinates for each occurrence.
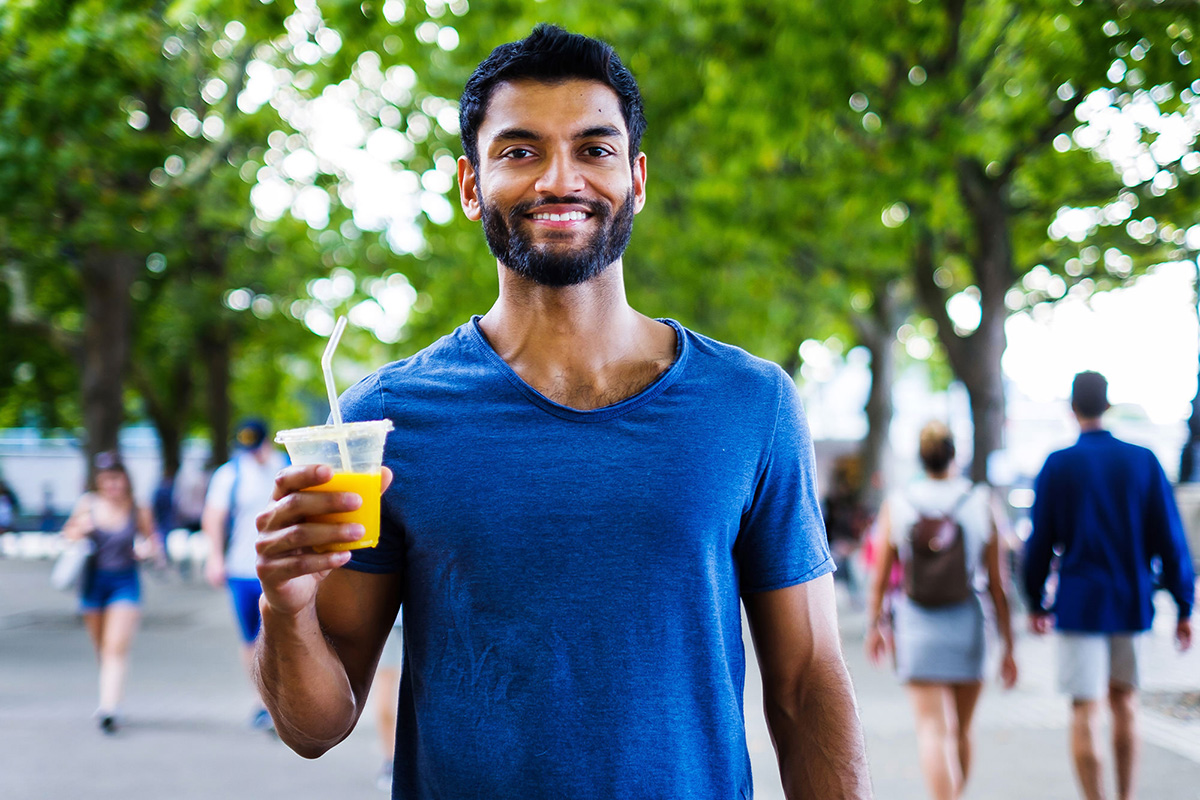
[507,257,612,288]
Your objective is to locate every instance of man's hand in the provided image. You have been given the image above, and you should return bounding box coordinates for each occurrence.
[255,464,393,619]
[864,623,891,668]
[1177,618,1193,652]
[999,649,1018,689]
[204,553,226,589]
[1028,612,1053,635]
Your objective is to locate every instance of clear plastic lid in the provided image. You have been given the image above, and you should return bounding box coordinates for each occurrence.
[274,419,393,444]
[274,420,394,473]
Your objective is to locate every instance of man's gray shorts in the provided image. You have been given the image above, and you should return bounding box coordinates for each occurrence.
[1056,632,1146,701]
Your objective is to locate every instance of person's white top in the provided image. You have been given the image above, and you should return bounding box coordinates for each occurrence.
[886,475,993,584]
[204,449,287,578]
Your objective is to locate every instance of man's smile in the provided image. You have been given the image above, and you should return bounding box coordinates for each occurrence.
[529,210,590,222]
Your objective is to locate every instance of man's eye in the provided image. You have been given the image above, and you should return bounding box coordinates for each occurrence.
[504,148,533,159]
[584,146,613,158]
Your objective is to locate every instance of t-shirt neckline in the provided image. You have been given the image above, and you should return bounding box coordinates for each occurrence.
[466,315,688,422]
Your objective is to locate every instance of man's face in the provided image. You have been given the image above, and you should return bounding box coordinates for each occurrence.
[458,79,647,286]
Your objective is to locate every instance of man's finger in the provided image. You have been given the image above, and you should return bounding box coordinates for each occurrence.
[257,487,362,537]
[257,548,351,584]
[257,519,365,557]
[271,464,335,501]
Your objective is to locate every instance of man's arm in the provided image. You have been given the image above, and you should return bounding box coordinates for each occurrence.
[743,572,873,799]
[863,500,897,668]
[199,502,228,588]
[1143,458,1194,647]
[1022,463,1058,622]
[984,494,1018,687]
[252,464,400,758]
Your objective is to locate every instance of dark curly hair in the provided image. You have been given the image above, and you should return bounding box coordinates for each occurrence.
[458,24,646,170]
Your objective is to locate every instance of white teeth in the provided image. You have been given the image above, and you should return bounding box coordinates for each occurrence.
[531,211,587,221]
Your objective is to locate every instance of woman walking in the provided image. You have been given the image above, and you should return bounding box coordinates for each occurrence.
[61,452,159,733]
[865,421,1018,800]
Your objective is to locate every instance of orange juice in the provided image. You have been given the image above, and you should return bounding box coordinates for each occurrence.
[306,471,382,552]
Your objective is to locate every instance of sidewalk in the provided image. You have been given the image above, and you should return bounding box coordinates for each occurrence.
[3,547,1200,799]
[824,589,1200,800]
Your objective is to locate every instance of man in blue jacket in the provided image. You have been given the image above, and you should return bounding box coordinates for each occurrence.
[1025,371,1194,800]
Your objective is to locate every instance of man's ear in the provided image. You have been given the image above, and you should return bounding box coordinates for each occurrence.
[631,151,647,215]
[458,156,482,221]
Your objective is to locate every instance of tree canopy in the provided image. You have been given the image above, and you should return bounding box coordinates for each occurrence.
[1,0,1197,487]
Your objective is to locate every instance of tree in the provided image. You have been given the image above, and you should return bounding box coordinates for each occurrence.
[792,0,1200,479]
[0,0,299,473]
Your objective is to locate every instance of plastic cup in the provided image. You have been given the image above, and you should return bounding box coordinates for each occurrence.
[274,419,394,553]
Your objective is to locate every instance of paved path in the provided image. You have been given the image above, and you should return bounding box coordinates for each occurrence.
[3,543,1200,798]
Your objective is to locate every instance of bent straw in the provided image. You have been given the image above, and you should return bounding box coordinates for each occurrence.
[321,315,352,472]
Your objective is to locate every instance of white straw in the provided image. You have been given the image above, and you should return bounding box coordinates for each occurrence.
[321,315,353,472]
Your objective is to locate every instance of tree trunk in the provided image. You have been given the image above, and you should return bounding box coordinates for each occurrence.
[80,250,137,478]
[855,283,900,510]
[955,160,1015,483]
[912,163,1015,483]
[1182,389,1199,482]
[958,334,1007,484]
[137,359,193,480]
[200,328,232,469]
[1181,263,1200,483]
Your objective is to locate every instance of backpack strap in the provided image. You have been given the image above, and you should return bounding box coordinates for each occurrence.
[948,484,975,517]
[224,455,241,556]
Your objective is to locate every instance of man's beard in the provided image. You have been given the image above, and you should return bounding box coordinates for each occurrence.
[480,191,636,287]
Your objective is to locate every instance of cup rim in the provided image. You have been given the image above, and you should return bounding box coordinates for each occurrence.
[273,419,394,444]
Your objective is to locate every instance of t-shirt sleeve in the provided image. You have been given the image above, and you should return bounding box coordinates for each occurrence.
[736,367,834,594]
[203,462,234,514]
[339,372,405,575]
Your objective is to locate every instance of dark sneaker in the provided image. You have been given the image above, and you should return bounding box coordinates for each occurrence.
[99,714,118,735]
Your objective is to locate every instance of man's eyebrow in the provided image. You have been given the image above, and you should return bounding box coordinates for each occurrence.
[576,125,623,140]
[489,125,625,144]
[492,127,542,143]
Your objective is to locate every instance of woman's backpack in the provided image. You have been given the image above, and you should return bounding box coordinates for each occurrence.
[904,489,974,608]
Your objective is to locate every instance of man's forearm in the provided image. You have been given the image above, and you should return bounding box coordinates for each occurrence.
[766,654,873,799]
[254,599,361,758]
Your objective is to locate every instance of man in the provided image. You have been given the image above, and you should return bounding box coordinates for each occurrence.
[254,25,872,798]
[1024,371,1194,800]
[201,418,287,729]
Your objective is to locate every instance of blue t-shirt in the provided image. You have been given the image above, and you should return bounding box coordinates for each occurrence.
[342,317,832,799]
[1024,430,1195,632]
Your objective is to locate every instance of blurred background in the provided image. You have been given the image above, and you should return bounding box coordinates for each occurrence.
[2,0,1200,796]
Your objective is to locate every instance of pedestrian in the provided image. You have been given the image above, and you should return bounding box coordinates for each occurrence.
[823,454,871,608]
[864,421,1018,800]
[253,24,871,799]
[151,468,177,566]
[59,451,160,733]
[200,419,287,730]
[0,472,18,534]
[1023,371,1194,800]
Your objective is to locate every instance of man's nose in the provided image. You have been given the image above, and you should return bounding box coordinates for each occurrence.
[533,151,585,195]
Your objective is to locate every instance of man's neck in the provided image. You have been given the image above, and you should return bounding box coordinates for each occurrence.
[1076,416,1105,432]
[477,262,676,409]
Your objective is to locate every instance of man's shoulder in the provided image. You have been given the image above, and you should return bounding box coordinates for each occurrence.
[212,458,238,479]
[677,323,787,388]
[1043,432,1161,477]
[1080,431,1157,462]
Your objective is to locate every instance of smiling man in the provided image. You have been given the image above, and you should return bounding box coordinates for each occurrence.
[253,25,872,799]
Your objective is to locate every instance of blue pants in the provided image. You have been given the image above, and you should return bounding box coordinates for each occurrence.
[227,577,263,643]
